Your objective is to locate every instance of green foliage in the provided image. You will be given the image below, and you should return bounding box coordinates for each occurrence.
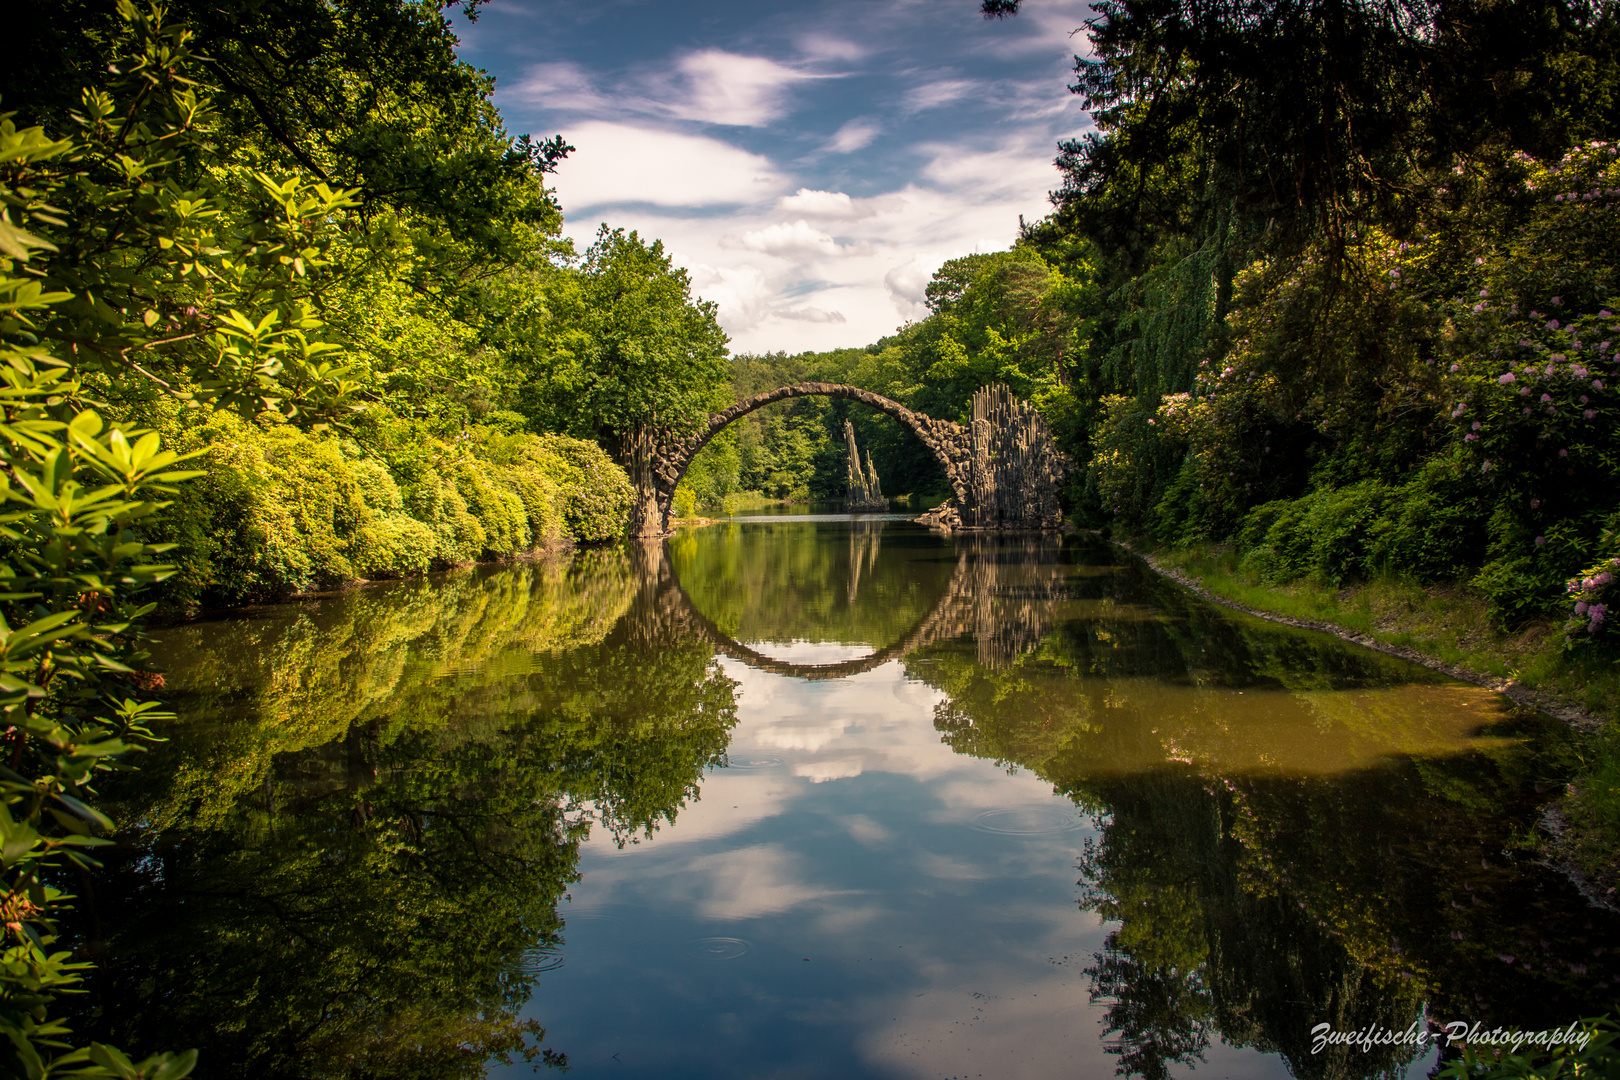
[1435,1016,1620,1079]
[74,555,737,1074]
[0,15,211,1069]
[151,415,632,606]
[8,3,367,423]
[517,227,731,448]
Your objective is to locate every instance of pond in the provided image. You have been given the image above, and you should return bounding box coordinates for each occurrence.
[70,515,1619,1079]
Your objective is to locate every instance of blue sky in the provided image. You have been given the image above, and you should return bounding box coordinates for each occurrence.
[451,0,1096,354]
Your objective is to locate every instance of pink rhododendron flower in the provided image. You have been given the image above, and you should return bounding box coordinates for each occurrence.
[1559,449,1569,457]
[1499,373,1516,384]
[1541,393,1554,402]
[1552,296,1563,305]
[1531,499,1541,509]
[1548,319,1561,330]
[1596,380,1607,390]
[1586,409,1598,419]
[1450,363,1461,372]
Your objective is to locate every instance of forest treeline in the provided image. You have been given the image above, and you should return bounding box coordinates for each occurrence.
[685,0,1620,660]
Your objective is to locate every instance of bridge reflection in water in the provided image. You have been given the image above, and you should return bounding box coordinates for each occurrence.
[75,520,1620,1080]
[626,528,1072,678]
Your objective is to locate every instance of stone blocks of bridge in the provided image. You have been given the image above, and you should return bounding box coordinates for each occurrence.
[631,382,1069,537]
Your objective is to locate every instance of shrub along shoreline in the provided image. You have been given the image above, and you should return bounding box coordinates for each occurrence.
[149,413,637,615]
[1112,532,1620,903]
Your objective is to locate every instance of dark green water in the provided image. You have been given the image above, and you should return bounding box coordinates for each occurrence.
[70,517,1620,1079]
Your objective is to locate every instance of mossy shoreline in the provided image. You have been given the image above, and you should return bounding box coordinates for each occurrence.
[1112,533,1620,902]
[1111,536,1614,729]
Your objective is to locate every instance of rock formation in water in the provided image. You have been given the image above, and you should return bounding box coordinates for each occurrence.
[845,421,887,511]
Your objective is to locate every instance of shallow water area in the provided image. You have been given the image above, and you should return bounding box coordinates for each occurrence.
[74,515,1620,1079]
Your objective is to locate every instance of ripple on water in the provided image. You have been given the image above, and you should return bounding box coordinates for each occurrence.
[719,755,784,770]
[972,806,1088,836]
[520,946,565,973]
[687,937,751,960]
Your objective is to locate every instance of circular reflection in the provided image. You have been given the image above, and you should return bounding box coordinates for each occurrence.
[972,806,1087,836]
[521,946,565,973]
[721,755,784,770]
[687,936,751,960]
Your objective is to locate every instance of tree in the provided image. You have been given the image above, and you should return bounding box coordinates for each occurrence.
[517,228,731,535]
[989,0,1620,253]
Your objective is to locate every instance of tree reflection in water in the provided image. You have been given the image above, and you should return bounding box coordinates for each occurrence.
[908,535,1612,1080]
[64,528,1620,1080]
[73,552,738,1078]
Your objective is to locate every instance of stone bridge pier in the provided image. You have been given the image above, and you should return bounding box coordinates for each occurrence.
[628,382,1069,537]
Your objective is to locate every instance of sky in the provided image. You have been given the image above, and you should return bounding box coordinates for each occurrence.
[449,0,1096,355]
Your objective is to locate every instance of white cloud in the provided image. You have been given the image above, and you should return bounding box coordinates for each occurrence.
[794,757,865,782]
[797,32,868,63]
[548,122,788,210]
[773,306,847,324]
[779,188,866,218]
[509,49,830,130]
[507,60,609,114]
[722,219,846,258]
[902,78,980,114]
[825,118,882,153]
[687,262,774,332]
[680,844,846,920]
[919,133,1070,200]
[884,255,939,320]
[661,49,817,127]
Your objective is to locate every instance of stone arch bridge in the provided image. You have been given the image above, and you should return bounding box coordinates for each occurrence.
[627,383,1069,537]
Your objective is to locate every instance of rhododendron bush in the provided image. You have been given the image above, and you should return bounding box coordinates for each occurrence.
[1092,142,1620,645]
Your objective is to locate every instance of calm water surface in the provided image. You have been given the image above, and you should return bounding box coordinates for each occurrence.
[73,515,1620,1079]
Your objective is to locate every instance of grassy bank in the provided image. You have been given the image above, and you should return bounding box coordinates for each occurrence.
[1151,542,1620,719]
[1138,538,1620,897]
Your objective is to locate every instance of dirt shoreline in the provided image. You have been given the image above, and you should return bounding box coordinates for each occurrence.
[1109,535,1608,733]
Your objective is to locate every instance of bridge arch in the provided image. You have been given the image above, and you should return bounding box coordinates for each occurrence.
[630,382,1069,537]
[641,383,970,537]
